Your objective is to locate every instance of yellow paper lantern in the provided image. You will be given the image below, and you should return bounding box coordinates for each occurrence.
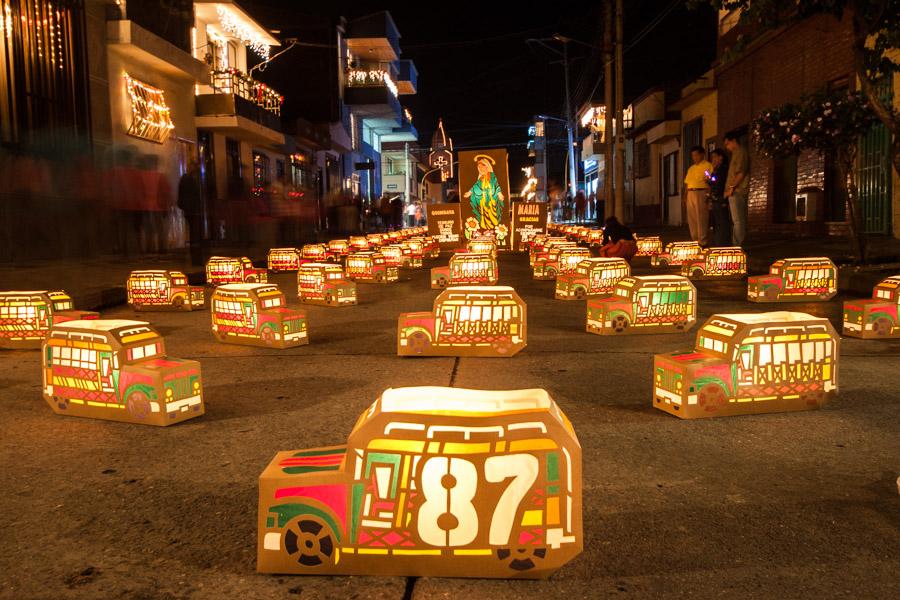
[467,239,497,257]
[635,236,663,257]
[127,270,205,311]
[529,238,571,267]
[681,247,747,279]
[0,290,98,349]
[326,239,351,262]
[349,236,370,253]
[297,263,358,306]
[206,256,267,285]
[257,386,582,578]
[586,275,697,335]
[346,252,399,283]
[431,253,498,289]
[300,244,328,264]
[555,258,631,300]
[842,275,900,338]
[268,248,303,272]
[651,241,703,267]
[748,258,838,302]
[210,284,308,348]
[42,319,203,425]
[653,312,839,418]
[533,246,591,281]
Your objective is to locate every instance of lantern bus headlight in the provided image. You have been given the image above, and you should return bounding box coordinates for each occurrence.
[166,387,174,398]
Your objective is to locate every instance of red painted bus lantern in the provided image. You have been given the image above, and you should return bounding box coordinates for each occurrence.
[211,284,308,348]
[298,263,357,306]
[0,290,98,349]
[748,258,837,302]
[842,275,900,338]
[127,270,205,311]
[431,253,498,289]
[207,256,267,285]
[268,248,303,272]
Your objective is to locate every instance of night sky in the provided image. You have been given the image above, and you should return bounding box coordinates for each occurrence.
[249,1,717,189]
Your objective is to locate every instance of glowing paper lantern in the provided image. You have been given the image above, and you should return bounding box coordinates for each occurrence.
[127,270,205,311]
[211,284,308,348]
[529,236,568,267]
[410,236,439,259]
[346,252,399,283]
[555,258,631,300]
[0,290,98,349]
[326,239,350,262]
[297,263,357,306]
[349,236,369,253]
[651,241,703,267]
[748,258,837,302]
[653,312,838,419]
[526,233,550,253]
[586,275,696,335]
[258,386,582,578]
[467,238,497,257]
[842,275,900,338]
[382,244,416,269]
[681,247,747,279]
[300,244,328,265]
[368,233,387,248]
[585,230,604,249]
[431,253,498,289]
[398,286,526,357]
[269,248,303,272]
[42,319,203,425]
[635,236,663,257]
[206,256,267,285]
[403,239,426,267]
[533,246,591,280]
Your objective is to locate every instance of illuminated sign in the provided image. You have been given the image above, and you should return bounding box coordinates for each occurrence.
[124,74,174,143]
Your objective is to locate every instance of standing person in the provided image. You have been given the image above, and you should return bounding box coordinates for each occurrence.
[405,200,417,228]
[683,146,713,247]
[724,132,750,246]
[597,216,638,261]
[575,191,586,223]
[178,157,204,266]
[707,149,731,247]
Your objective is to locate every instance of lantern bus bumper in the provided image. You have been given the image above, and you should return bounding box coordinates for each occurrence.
[154,394,203,416]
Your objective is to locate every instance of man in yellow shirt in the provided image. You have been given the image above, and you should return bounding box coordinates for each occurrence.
[683,146,713,247]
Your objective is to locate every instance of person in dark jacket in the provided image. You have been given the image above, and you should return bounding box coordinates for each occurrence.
[178,158,204,265]
[598,216,638,261]
[707,148,732,248]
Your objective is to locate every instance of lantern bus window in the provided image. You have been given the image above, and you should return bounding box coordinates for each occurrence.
[262,297,283,308]
[53,300,73,311]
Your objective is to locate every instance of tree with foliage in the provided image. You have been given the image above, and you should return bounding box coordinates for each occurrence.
[694,0,900,179]
[753,90,877,261]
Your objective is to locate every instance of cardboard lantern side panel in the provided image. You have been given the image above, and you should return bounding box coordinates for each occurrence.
[257,386,582,578]
[398,286,526,357]
[430,253,498,289]
[42,319,204,425]
[651,242,703,267]
[127,270,206,311]
[0,290,99,349]
[586,275,697,335]
[653,312,839,419]
[842,275,900,338]
[207,256,267,284]
[681,248,748,280]
[555,258,631,300]
[346,252,400,284]
[748,257,838,303]
[210,283,309,348]
[268,248,302,272]
[297,264,358,307]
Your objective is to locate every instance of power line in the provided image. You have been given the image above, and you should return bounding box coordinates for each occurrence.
[402,26,550,49]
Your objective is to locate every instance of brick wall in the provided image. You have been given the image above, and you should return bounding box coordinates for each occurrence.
[747,148,827,236]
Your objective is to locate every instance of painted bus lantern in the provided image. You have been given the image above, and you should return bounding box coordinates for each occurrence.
[651,241,703,267]
[0,291,98,349]
[368,233,386,249]
[127,270,205,311]
[635,236,663,257]
[681,247,747,280]
[42,319,203,425]
[431,253,498,289]
[585,230,604,249]
[300,244,328,265]
[526,234,549,253]
[269,248,303,272]
[403,239,427,267]
[349,236,369,253]
[586,275,697,335]
[398,286,526,357]
[409,236,438,259]
[653,312,838,419]
[382,244,417,269]
[842,275,900,339]
[467,239,497,257]
[555,258,631,300]
[533,247,591,281]
[327,239,350,262]
[529,237,568,267]
[346,252,399,284]
[206,256,267,285]
[748,257,837,302]
[298,263,357,307]
[211,284,308,348]
[257,386,582,578]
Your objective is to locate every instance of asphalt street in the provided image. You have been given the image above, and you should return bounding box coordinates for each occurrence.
[1,253,899,599]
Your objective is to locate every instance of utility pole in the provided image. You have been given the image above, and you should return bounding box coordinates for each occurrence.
[603,0,614,222]
[561,40,578,198]
[613,0,625,221]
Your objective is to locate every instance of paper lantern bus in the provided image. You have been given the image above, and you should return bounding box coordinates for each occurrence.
[382,244,418,269]
[842,275,900,339]
[367,233,386,249]
[533,246,591,281]
[555,258,631,300]
[326,239,350,262]
[748,257,838,303]
[127,270,205,311]
[586,275,696,335]
[530,239,575,268]
[651,242,703,267]
[349,236,370,253]
[210,284,308,348]
[635,236,663,257]
[42,319,203,425]
[297,263,357,307]
[256,386,582,578]
[681,247,747,280]
[431,253,498,289]
[346,252,399,284]
[398,286,526,357]
[385,231,401,243]
[0,291,98,349]
[467,238,497,257]
[409,236,438,260]
[206,256,267,285]
[653,312,838,419]
[300,244,328,265]
[526,233,549,253]
[419,235,441,258]
[403,239,427,266]
[584,230,604,249]
[268,248,303,272]
[529,236,567,266]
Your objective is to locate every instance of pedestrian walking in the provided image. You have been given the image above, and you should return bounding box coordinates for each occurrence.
[597,216,638,261]
[405,201,417,228]
[178,157,204,266]
[707,149,732,248]
[683,146,713,247]
[724,131,750,246]
[575,191,586,223]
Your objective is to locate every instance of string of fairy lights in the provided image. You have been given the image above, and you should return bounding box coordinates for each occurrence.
[124,73,175,143]
[216,4,270,60]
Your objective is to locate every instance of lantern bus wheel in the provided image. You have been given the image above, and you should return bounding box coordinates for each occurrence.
[246,275,257,283]
[612,314,630,333]
[325,293,336,306]
[126,391,151,420]
[282,517,336,568]
[674,319,688,331]
[261,327,276,346]
[492,340,512,355]
[763,287,779,302]
[698,383,727,413]
[375,272,384,282]
[874,317,892,337]
[435,277,447,288]
[409,332,430,355]
[574,287,586,299]
[171,296,184,309]
[691,268,704,278]
[801,389,825,407]
[497,546,547,572]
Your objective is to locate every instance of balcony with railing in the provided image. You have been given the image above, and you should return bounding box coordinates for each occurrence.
[195,68,284,136]
[344,65,402,120]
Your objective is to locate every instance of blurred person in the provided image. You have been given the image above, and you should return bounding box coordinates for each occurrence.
[683,146,712,247]
[110,147,145,256]
[575,191,586,223]
[405,200,417,227]
[415,202,424,226]
[139,154,172,254]
[707,149,732,248]
[391,196,403,230]
[379,195,392,230]
[724,132,750,246]
[178,157,204,266]
[597,216,637,261]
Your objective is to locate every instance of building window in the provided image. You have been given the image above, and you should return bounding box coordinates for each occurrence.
[772,155,798,223]
[226,138,242,181]
[276,159,285,182]
[635,140,650,179]
[253,151,271,189]
[663,151,679,196]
